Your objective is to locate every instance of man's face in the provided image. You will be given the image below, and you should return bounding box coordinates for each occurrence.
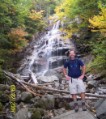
[69,51,76,59]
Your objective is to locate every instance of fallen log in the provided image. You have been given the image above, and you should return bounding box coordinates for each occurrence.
[37,82,54,86]
[4,71,41,96]
[54,94,98,100]
[3,71,106,98]
[23,81,106,98]
[20,82,42,96]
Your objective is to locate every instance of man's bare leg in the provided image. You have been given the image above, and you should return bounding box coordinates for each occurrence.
[72,94,79,112]
[72,94,77,101]
[80,93,87,111]
[80,92,85,100]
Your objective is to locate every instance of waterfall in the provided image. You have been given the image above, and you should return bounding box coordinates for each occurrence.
[18,20,75,76]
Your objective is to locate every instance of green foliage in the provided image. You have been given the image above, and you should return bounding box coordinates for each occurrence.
[25,10,46,37]
[31,108,44,119]
[88,6,106,73]
[88,38,106,73]
[0,0,47,80]
[55,0,105,32]
[34,0,62,17]
[55,0,106,73]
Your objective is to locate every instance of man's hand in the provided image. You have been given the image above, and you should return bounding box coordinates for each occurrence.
[65,75,71,80]
[79,74,84,80]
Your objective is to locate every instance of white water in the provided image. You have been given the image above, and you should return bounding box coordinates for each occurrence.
[18,20,74,76]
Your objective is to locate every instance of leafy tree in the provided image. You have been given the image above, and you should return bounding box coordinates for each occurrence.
[55,0,106,35]
[88,6,106,73]
[8,27,28,53]
[0,0,47,81]
[34,0,62,17]
[55,0,106,74]
[25,10,46,38]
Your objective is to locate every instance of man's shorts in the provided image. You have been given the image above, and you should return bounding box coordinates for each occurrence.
[68,78,86,94]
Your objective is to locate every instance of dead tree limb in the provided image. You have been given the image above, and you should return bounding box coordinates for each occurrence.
[54,94,98,100]
[3,71,106,98]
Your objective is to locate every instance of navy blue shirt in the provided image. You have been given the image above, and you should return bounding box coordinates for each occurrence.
[64,58,84,78]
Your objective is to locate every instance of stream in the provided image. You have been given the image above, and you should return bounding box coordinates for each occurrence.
[18,20,74,77]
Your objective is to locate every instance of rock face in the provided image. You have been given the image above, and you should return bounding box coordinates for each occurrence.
[95,99,106,119]
[18,20,74,76]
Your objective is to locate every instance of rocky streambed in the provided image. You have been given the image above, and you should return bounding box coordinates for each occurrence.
[0,69,106,119]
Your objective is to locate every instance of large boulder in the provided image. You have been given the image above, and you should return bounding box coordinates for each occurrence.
[0,91,9,103]
[95,99,106,119]
[21,92,33,103]
[0,84,10,91]
[34,94,55,109]
[14,108,29,119]
[30,108,47,119]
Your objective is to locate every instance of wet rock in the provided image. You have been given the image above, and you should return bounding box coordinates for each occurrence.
[87,80,97,89]
[16,90,21,102]
[95,99,106,119]
[53,108,66,116]
[30,96,40,103]
[17,102,25,111]
[14,107,29,119]
[35,95,55,109]
[21,92,33,103]
[0,84,10,91]
[30,108,44,119]
[0,92,9,103]
[45,94,55,108]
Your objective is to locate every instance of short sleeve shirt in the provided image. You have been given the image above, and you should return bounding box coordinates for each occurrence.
[64,58,84,78]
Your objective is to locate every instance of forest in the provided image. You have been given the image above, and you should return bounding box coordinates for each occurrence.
[0,0,60,81]
[0,0,106,119]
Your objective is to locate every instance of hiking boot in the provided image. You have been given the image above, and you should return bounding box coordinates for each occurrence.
[74,103,79,112]
[82,102,87,111]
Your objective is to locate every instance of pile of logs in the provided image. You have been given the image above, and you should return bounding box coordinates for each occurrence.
[3,71,106,99]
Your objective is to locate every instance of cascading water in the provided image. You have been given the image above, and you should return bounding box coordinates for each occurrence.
[18,20,75,76]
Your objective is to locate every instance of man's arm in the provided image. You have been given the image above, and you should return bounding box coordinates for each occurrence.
[63,67,67,76]
[63,67,70,80]
[82,65,86,76]
[79,65,86,79]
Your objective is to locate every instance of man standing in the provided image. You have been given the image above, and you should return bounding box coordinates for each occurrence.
[63,49,87,112]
